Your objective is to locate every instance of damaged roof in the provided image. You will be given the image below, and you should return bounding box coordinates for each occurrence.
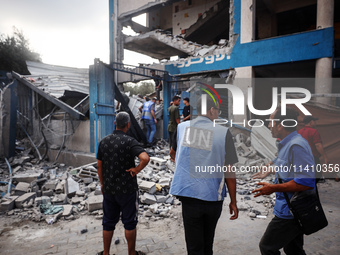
[25,61,89,98]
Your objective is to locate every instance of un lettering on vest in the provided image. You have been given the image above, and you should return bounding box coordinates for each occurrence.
[182,127,213,151]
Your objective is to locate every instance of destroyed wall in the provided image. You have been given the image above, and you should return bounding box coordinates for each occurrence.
[0,82,17,158]
[0,125,282,224]
[171,0,220,36]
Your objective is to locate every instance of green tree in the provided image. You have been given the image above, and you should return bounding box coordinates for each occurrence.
[124,80,155,96]
[0,27,41,74]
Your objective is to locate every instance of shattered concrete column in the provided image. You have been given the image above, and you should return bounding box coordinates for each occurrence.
[315,0,334,105]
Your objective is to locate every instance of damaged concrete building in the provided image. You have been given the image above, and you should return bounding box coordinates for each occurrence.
[105,0,340,166]
[1,0,340,167]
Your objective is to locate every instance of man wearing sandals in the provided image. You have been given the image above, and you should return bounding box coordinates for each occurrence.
[97,112,150,255]
[252,107,315,255]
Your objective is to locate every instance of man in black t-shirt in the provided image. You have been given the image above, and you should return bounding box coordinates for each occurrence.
[97,112,150,255]
[182,97,193,122]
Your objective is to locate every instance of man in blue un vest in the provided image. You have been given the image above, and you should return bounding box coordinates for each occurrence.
[139,97,157,146]
[252,107,315,255]
[170,95,239,255]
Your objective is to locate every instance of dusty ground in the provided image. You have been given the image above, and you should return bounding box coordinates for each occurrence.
[0,180,339,255]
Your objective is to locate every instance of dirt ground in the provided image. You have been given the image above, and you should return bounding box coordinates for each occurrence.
[0,180,339,255]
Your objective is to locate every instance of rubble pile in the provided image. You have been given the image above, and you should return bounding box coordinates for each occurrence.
[233,132,275,219]
[0,146,105,224]
[1,130,277,224]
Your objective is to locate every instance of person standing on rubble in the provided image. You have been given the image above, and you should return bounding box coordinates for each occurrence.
[298,116,328,182]
[150,69,162,100]
[252,107,315,255]
[96,112,150,255]
[170,95,239,255]
[168,95,181,149]
[139,97,157,146]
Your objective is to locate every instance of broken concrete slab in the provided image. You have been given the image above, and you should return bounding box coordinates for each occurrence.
[155,195,167,204]
[15,192,36,209]
[140,193,157,205]
[0,196,18,212]
[158,178,171,188]
[35,196,51,206]
[62,205,73,216]
[12,170,43,183]
[11,156,31,166]
[87,195,103,212]
[139,181,156,194]
[55,181,64,194]
[52,194,67,204]
[43,180,58,191]
[42,190,54,197]
[66,177,79,194]
[124,30,204,60]
[14,182,30,196]
[71,196,84,204]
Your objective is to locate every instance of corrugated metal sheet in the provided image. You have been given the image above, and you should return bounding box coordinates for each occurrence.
[25,61,89,98]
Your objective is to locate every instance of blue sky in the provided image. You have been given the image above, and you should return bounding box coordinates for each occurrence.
[0,0,155,68]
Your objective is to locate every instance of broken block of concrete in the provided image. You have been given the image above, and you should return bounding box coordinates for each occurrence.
[62,205,73,216]
[82,177,93,184]
[52,194,67,204]
[66,177,79,194]
[71,196,84,204]
[140,193,157,205]
[0,196,19,212]
[165,196,174,205]
[76,190,86,197]
[87,195,103,212]
[14,182,30,196]
[155,195,167,203]
[13,171,43,183]
[11,156,31,166]
[77,167,98,181]
[35,196,51,206]
[139,181,156,194]
[88,182,97,191]
[42,190,54,197]
[43,180,58,191]
[158,178,171,188]
[12,166,23,174]
[15,192,36,209]
[55,181,64,194]
[149,157,167,170]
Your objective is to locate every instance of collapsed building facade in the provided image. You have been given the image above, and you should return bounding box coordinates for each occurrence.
[105,0,340,165]
[1,0,340,167]
[1,0,340,226]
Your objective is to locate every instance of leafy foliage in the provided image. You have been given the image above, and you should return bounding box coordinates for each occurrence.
[0,27,41,74]
[123,80,155,96]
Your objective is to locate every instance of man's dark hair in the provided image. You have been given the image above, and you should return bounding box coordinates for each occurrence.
[145,96,150,101]
[172,95,180,101]
[183,97,190,103]
[150,69,155,73]
[273,106,299,132]
[115,112,130,129]
[196,95,218,116]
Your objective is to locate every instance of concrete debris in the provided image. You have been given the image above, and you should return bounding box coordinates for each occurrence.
[1,128,279,224]
[87,195,103,212]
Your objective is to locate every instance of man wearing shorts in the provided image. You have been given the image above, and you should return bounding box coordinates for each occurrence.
[97,112,150,255]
